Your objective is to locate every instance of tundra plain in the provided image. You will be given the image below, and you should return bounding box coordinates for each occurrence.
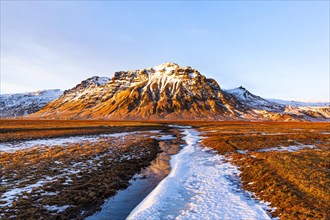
[0,120,329,219]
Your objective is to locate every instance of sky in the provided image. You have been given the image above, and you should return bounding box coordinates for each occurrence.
[1,1,329,102]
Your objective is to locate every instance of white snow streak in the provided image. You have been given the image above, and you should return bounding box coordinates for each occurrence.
[258,145,316,153]
[128,128,275,220]
[44,205,70,213]
[0,176,54,208]
[0,132,138,152]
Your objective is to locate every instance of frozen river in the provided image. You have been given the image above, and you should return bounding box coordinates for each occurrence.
[128,127,275,220]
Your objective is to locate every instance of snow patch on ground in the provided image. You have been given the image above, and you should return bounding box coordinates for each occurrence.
[128,129,275,220]
[261,132,295,136]
[44,205,70,213]
[237,150,248,154]
[258,145,316,153]
[151,135,176,141]
[168,125,192,129]
[0,132,138,152]
[0,130,174,153]
[0,176,54,208]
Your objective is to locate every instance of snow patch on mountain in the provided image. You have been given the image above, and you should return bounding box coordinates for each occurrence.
[226,86,329,121]
[93,76,111,86]
[153,62,179,72]
[268,98,329,107]
[225,86,284,112]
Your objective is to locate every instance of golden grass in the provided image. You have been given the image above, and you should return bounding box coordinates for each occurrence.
[1,120,329,219]
[0,119,166,142]
[0,119,163,129]
[198,122,330,219]
[0,133,161,219]
[0,120,172,219]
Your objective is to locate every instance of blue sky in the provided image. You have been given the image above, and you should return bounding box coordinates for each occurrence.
[1,1,329,101]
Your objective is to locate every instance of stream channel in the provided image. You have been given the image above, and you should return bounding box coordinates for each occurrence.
[86,125,186,220]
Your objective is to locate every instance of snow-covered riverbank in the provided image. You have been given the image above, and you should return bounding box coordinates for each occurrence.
[0,131,165,219]
[128,128,276,220]
[0,131,162,152]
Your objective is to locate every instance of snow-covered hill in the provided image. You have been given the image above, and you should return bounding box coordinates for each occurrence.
[225,86,284,112]
[226,86,329,121]
[0,89,63,118]
[267,98,329,107]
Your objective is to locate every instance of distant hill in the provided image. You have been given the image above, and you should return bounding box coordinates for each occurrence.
[0,89,63,118]
[267,98,329,107]
[225,86,330,121]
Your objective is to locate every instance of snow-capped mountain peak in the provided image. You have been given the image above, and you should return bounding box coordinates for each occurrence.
[225,86,284,112]
[153,62,180,71]
[226,86,329,121]
[80,76,110,87]
[32,63,239,119]
[22,63,329,121]
[226,86,261,101]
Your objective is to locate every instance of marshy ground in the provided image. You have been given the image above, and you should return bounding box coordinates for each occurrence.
[0,120,329,219]
[0,120,173,219]
[197,122,330,219]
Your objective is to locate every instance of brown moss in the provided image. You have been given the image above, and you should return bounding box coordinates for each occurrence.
[199,122,330,219]
[0,135,161,219]
[0,119,166,142]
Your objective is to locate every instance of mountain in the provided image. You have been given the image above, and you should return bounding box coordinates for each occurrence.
[226,87,330,121]
[0,89,63,118]
[30,63,329,121]
[32,63,246,120]
[267,98,329,107]
[225,86,284,112]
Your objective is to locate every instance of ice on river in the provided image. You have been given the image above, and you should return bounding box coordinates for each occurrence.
[128,129,276,220]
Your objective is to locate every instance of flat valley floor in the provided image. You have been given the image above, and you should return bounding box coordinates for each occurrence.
[0,120,329,219]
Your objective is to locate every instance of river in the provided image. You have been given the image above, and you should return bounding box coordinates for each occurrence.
[88,126,276,220]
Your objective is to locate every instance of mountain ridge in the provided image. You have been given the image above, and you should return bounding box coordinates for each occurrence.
[0,89,63,118]
[33,62,244,120]
[225,86,329,121]
[4,62,329,121]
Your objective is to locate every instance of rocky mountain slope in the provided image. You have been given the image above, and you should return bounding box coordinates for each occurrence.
[225,86,284,112]
[226,87,330,121]
[0,89,63,118]
[32,63,245,120]
[29,63,329,121]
